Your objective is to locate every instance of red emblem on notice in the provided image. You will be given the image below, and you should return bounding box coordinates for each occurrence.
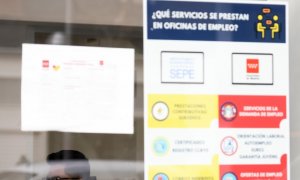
[42,60,49,68]
[99,60,104,66]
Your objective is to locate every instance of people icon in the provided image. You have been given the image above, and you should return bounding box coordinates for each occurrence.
[257,14,266,39]
[270,15,280,39]
[256,8,281,40]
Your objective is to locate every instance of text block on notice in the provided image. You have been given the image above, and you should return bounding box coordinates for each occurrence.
[22,44,135,134]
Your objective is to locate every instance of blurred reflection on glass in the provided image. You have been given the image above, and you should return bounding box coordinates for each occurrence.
[45,150,96,180]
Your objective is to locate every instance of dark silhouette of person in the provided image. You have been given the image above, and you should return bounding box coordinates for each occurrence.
[45,150,95,180]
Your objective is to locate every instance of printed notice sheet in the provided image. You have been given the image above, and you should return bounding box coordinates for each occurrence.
[22,44,134,134]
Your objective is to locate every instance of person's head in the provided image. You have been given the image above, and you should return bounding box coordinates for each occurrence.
[46,150,90,180]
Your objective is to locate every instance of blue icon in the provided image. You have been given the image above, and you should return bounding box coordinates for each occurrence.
[222,172,237,180]
[153,173,169,180]
[153,139,169,155]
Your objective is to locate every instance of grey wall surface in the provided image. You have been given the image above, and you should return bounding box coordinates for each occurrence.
[289,0,300,179]
[0,0,142,26]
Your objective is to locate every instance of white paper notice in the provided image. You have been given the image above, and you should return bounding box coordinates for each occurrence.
[21,44,134,134]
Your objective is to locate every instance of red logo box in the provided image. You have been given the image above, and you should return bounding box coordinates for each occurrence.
[247,59,259,73]
[42,60,49,68]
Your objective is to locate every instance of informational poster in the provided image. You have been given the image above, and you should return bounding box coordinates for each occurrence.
[22,44,135,134]
[144,1,289,180]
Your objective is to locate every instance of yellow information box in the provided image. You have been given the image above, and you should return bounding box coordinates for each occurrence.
[148,94,218,128]
[149,155,219,179]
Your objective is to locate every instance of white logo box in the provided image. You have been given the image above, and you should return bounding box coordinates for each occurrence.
[161,51,204,84]
[232,53,273,85]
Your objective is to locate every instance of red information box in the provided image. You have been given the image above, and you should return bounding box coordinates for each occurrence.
[219,95,286,128]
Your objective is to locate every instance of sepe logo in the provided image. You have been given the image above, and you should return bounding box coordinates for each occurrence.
[42,60,49,68]
[246,59,259,73]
